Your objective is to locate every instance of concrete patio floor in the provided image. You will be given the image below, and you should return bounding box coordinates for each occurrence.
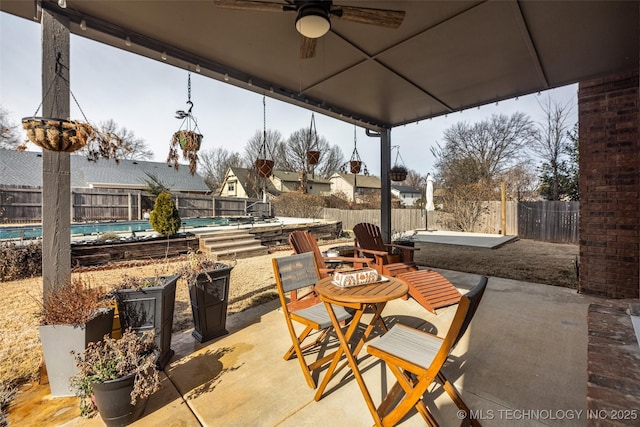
[13,269,598,426]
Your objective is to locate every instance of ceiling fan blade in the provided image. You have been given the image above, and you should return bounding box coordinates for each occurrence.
[213,0,286,13]
[333,5,405,29]
[300,36,317,59]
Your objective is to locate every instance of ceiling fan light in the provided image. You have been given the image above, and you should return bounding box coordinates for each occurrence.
[295,5,330,39]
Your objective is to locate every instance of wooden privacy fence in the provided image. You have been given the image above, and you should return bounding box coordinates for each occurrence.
[323,208,425,234]
[517,201,579,243]
[0,185,271,223]
[324,200,577,244]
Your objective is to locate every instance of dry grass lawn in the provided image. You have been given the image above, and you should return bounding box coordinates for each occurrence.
[0,238,578,401]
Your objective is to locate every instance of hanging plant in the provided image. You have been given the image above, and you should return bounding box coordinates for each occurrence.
[389,165,408,181]
[389,145,408,182]
[254,96,274,179]
[307,150,320,165]
[306,113,320,166]
[350,160,362,174]
[20,58,126,161]
[255,158,274,178]
[343,124,367,175]
[167,72,202,175]
[22,117,95,152]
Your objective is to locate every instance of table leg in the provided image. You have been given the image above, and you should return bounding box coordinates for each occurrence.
[315,302,384,426]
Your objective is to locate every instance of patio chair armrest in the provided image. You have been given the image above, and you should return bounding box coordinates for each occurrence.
[324,256,373,268]
[354,247,389,257]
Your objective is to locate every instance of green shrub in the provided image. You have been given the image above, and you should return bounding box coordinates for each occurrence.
[0,241,42,282]
[149,192,181,236]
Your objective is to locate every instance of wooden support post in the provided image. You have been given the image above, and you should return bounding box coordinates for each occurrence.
[380,129,392,243]
[501,181,507,235]
[127,192,132,220]
[41,9,71,298]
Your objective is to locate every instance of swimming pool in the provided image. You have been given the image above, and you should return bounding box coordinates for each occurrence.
[0,217,256,240]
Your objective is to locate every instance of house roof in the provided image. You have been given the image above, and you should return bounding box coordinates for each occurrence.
[1,1,636,130]
[331,173,381,189]
[391,185,421,194]
[272,170,331,184]
[226,166,277,198]
[0,149,210,192]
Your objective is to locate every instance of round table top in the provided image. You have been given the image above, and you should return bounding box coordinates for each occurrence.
[315,275,408,304]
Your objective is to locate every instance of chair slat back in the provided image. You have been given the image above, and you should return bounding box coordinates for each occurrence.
[424,277,487,376]
[353,222,387,252]
[273,252,319,294]
[452,276,488,350]
[289,231,327,270]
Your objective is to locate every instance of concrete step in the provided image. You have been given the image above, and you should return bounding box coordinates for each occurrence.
[210,245,269,260]
[199,234,254,245]
[196,229,252,240]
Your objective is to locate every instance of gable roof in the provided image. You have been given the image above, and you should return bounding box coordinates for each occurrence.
[392,185,422,194]
[331,173,381,189]
[272,170,331,184]
[0,149,210,192]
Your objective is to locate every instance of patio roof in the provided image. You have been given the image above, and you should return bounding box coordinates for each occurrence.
[2,1,637,131]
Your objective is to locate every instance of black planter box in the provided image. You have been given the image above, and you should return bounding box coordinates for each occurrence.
[115,275,179,369]
[189,265,233,343]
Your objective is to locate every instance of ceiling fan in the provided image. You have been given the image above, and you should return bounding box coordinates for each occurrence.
[213,0,405,58]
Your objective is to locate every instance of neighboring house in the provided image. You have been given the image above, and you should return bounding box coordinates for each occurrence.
[391,185,422,207]
[329,173,381,202]
[271,170,331,196]
[0,149,210,193]
[218,167,331,198]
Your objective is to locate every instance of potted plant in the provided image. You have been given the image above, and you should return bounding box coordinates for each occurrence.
[350,160,362,174]
[112,274,179,369]
[21,118,127,162]
[255,158,274,178]
[167,73,203,175]
[71,329,160,425]
[306,150,320,165]
[389,165,408,182]
[176,250,235,342]
[167,130,201,175]
[37,278,114,397]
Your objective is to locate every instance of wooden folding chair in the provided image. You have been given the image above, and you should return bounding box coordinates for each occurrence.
[289,230,372,278]
[353,222,419,276]
[272,252,353,389]
[367,277,488,426]
[353,222,461,314]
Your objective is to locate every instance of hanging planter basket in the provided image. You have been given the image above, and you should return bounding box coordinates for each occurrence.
[167,72,203,175]
[255,159,274,178]
[174,130,202,152]
[350,160,362,174]
[22,117,95,153]
[307,150,320,165]
[389,166,408,182]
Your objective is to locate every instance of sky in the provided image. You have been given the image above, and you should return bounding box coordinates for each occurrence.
[0,11,578,177]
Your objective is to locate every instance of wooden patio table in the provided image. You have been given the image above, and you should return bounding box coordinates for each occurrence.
[314,275,409,426]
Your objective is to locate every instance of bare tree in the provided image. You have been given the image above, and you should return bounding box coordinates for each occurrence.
[0,107,21,149]
[277,127,345,180]
[314,145,345,179]
[532,97,574,200]
[198,147,243,191]
[432,112,535,187]
[78,119,153,161]
[499,161,539,201]
[432,112,535,230]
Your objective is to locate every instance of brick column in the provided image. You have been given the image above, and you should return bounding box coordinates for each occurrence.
[578,70,639,298]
